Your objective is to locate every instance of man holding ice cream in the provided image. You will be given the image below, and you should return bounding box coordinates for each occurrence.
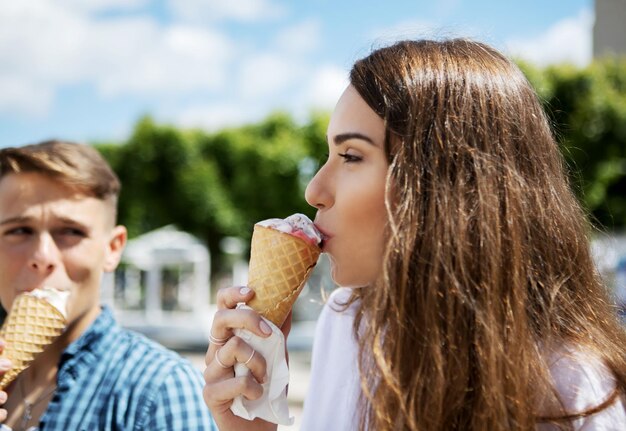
[0,140,215,430]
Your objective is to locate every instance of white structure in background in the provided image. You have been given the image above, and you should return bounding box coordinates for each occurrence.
[592,233,626,311]
[594,0,626,57]
[102,225,215,349]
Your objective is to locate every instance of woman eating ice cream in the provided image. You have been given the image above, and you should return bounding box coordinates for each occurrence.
[203,39,626,430]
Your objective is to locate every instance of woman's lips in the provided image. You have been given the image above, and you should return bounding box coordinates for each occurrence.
[314,224,332,250]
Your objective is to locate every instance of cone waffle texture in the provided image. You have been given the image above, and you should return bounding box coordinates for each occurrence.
[247,225,321,327]
[0,294,66,389]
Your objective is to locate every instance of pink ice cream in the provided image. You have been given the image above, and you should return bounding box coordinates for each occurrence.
[256,213,322,247]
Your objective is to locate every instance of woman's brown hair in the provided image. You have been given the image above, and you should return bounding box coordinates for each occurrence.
[349,39,626,430]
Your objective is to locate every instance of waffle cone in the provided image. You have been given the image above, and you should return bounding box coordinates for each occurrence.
[246,225,321,327]
[0,294,66,389]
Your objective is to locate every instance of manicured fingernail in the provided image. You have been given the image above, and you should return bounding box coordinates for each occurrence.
[259,320,272,335]
[0,392,6,403]
[0,359,11,369]
[240,287,251,296]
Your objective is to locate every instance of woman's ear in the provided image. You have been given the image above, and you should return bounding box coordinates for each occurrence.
[103,225,127,272]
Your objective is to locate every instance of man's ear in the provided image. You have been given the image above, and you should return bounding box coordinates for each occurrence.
[103,225,127,272]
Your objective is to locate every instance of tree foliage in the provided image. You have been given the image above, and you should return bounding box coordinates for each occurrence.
[519,57,626,230]
[96,112,328,274]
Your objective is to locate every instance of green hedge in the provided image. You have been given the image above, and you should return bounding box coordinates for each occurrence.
[519,57,626,230]
[95,112,328,274]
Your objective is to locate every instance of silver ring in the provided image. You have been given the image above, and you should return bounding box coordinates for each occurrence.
[243,350,255,365]
[214,349,230,369]
[209,332,228,346]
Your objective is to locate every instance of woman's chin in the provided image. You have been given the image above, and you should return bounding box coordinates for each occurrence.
[328,256,373,288]
[329,262,350,287]
[330,270,369,289]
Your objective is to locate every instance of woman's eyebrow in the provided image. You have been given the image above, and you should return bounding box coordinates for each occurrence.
[331,132,376,146]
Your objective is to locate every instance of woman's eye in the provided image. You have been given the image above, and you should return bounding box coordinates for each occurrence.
[337,152,362,163]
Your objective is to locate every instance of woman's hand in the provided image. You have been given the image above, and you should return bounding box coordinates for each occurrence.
[0,340,11,423]
[203,286,277,431]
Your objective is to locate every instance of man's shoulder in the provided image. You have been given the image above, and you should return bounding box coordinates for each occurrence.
[108,325,193,365]
[98,326,201,386]
[50,314,214,430]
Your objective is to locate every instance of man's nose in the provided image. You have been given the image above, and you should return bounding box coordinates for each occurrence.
[28,233,60,274]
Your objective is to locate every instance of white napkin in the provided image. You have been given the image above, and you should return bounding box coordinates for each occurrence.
[230,304,293,426]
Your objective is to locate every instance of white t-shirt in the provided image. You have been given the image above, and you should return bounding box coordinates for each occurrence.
[301,288,361,431]
[538,345,626,430]
[301,288,626,430]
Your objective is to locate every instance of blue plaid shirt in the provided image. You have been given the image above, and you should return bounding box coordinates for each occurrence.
[31,307,216,430]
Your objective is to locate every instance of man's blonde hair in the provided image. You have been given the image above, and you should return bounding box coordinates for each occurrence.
[0,140,121,219]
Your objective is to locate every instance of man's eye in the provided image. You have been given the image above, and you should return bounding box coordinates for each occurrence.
[5,227,33,235]
[60,228,86,237]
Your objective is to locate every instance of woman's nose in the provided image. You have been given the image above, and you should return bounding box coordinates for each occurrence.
[28,233,60,275]
[305,164,333,210]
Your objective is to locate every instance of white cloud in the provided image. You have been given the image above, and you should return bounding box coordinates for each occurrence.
[237,53,305,99]
[167,0,286,23]
[303,65,348,111]
[434,0,462,15]
[369,19,439,45]
[0,1,350,130]
[368,18,498,53]
[0,74,53,116]
[367,19,484,46]
[172,64,348,132]
[0,1,88,83]
[86,21,234,97]
[56,0,148,14]
[505,9,593,67]
[0,1,235,116]
[274,19,321,54]
[234,21,332,100]
[174,102,266,131]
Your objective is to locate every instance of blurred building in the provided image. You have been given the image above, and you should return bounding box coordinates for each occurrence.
[103,226,333,350]
[592,233,626,317]
[104,225,215,349]
[593,0,626,57]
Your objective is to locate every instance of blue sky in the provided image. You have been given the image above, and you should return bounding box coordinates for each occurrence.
[0,0,593,148]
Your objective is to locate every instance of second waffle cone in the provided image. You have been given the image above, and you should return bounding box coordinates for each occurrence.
[246,225,321,327]
[0,294,66,389]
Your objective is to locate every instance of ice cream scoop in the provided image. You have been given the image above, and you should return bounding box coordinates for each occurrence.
[0,287,69,389]
[246,213,322,327]
[256,213,323,247]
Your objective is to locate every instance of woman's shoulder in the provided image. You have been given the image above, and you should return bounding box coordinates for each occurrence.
[314,287,359,341]
[327,287,355,304]
[547,345,615,401]
[322,287,359,316]
[545,344,626,428]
